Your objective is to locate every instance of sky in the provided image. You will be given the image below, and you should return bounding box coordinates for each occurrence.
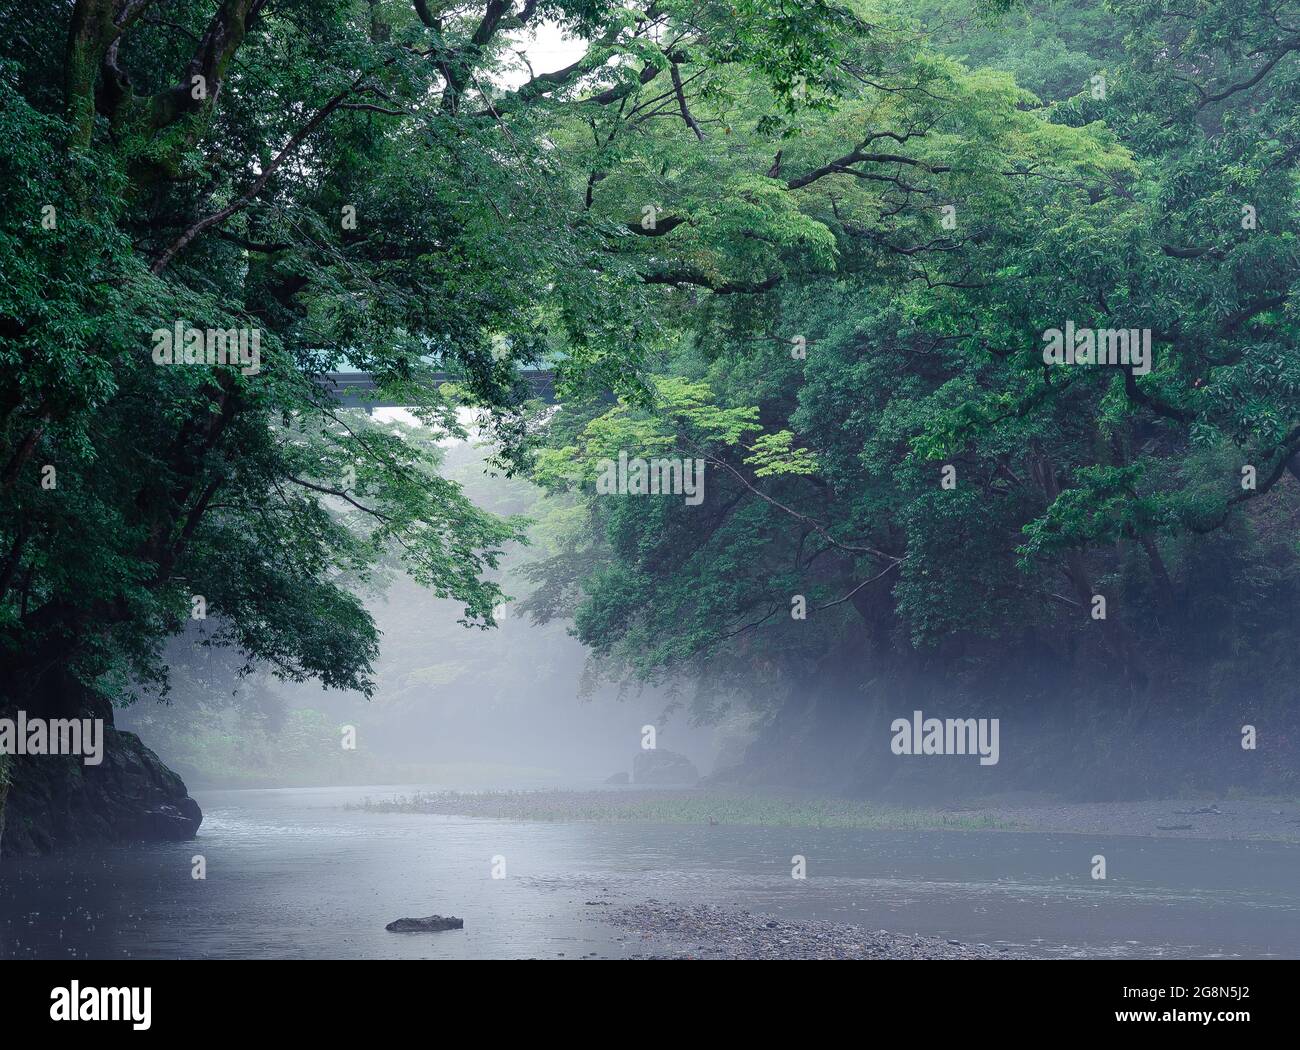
[500,19,591,90]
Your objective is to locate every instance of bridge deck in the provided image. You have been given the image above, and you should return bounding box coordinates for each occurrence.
[319,371,556,408]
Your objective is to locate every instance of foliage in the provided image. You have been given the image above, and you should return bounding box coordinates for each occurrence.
[2,0,1297,795]
[0,1,864,709]
[522,0,1300,791]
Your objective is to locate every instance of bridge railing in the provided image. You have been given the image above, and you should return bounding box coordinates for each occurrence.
[317,371,556,409]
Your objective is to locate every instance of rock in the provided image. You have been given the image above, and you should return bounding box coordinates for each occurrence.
[604,771,630,785]
[631,748,699,786]
[386,915,464,932]
[134,797,205,841]
[0,762,9,853]
[1,693,202,859]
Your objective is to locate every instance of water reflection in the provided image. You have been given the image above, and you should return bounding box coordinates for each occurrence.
[1,785,1296,959]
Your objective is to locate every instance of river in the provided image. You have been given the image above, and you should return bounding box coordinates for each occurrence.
[2,785,1297,959]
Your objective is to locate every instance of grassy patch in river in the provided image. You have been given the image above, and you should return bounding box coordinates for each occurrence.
[349,789,1010,831]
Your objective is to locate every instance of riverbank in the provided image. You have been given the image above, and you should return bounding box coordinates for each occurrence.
[352,789,1007,830]
[605,902,1027,959]
[946,797,1300,841]
[353,789,1300,841]
[7,785,1295,959]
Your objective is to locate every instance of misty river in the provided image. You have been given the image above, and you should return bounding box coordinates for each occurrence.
[2,785,1298,959]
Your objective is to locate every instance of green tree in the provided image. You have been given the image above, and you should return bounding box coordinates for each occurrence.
[0,2,866,724]
[524,0,1300,793]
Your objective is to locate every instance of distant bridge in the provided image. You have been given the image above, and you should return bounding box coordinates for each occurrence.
[319,370,557,409]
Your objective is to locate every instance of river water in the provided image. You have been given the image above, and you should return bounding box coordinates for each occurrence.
[1,785,1297,959]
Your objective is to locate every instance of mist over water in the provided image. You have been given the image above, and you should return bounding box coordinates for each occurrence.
[3,0,1299,989]
[3,786,1296,960]
[115,436,724,790]
[39,445,1300,965]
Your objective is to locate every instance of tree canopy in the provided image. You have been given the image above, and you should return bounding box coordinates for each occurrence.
[0,0,870,705]
[2,0,1297,792]
[518,0,1300,791]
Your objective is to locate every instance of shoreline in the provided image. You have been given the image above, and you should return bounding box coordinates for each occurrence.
[352,788,1300,842]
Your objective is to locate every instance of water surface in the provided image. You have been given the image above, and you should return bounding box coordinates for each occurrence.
[1,785,1296,959]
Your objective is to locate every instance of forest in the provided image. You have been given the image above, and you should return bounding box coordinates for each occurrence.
[1,0,1299,859]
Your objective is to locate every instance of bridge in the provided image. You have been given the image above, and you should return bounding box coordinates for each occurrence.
[319,369,557,409]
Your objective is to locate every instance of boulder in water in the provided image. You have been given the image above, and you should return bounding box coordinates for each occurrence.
[1,688,202,859]
[386,915,464,933]
[632,748,699,785]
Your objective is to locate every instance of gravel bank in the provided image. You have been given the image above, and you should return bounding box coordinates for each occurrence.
[607,902,1027,960]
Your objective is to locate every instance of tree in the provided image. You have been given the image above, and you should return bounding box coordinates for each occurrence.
[523,0,1300,794]
[0,1,864,722]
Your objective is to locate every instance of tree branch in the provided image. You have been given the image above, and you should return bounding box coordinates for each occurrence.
[669,61,704,140]
[151,73,371,273]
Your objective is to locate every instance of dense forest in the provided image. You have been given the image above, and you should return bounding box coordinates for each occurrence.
[1,0,1298,853]
[520,1,1300,796]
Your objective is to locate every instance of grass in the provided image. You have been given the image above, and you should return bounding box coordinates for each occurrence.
[350,789,1011,831]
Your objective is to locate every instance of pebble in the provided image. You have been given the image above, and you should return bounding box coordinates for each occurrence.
[605,902,1027,960]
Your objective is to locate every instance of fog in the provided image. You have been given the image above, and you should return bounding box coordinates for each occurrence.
[4,0,1298,981]
[117,433,728,789]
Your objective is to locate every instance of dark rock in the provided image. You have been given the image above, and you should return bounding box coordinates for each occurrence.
[134,797,205,841]
[386,915,464,932]
[632,748,699,786]
[604,771,630,785]
[0,698,202,859]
